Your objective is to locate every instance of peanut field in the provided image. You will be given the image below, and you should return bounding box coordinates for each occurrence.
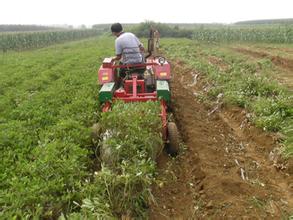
[0,30,292,218]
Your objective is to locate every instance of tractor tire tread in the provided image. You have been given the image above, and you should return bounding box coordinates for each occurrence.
[167,122,179,156]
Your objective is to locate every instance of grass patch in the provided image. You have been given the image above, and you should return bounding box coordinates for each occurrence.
[249,196,266,210]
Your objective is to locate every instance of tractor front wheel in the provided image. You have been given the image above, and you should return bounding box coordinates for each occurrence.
[167,122,179,156]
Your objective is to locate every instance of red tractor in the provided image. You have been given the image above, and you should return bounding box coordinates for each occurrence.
[97,33,179,155]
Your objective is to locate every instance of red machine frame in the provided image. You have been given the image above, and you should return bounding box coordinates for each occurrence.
[99,59,170,142]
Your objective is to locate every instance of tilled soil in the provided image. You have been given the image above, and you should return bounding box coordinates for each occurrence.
[232,47,293,90]
[149,61,293,219]
[232,47,293,72]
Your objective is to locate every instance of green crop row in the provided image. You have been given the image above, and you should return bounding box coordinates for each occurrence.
[0,37,111,218]
[67,101,162,219]
[0,29,102,51]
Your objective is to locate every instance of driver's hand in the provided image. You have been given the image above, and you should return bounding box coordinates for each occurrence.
[111,57,116,62]
[139,46,145,53]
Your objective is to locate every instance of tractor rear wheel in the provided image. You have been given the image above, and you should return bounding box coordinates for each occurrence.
[167,122,179,156]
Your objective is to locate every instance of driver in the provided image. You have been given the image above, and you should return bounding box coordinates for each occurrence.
[111,23,145,78]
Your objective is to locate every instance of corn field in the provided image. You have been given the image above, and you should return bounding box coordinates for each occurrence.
[192,25,293,43]
[0,29,101,51]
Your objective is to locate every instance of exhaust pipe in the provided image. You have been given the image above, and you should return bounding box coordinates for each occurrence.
[145,28,155,59]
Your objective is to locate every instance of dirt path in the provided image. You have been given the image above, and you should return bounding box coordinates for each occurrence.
[149,61,293,219]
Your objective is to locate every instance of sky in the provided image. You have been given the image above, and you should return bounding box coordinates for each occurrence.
[1,0,293,26]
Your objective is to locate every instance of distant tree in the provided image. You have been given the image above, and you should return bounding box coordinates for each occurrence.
[130,21,193,38]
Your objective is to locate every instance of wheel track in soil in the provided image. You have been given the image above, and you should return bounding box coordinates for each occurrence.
[149,60,293,219]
